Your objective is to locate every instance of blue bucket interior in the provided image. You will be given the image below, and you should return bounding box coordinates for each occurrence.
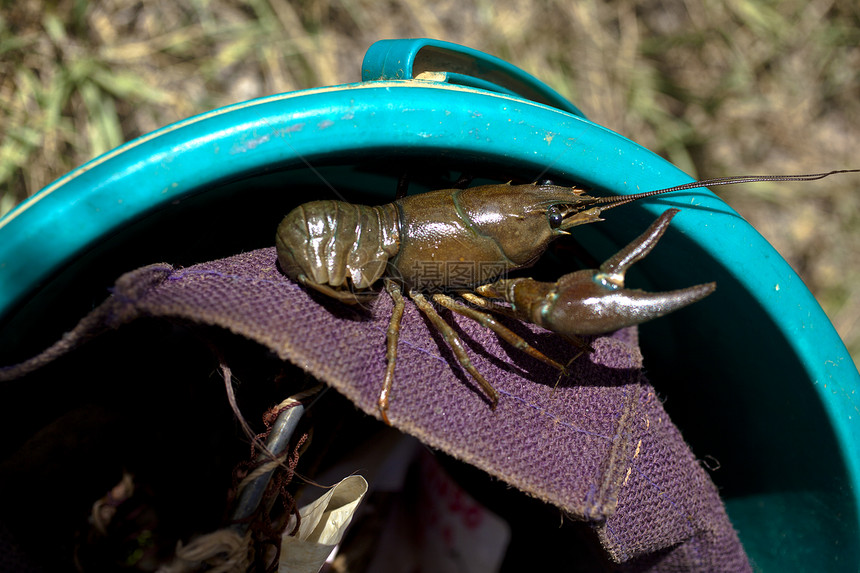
[0,57,858,570]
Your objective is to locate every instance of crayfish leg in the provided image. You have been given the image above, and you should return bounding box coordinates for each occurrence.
[379,279,406,425]
[395,172,410,200]
[561,334,595,356]
[409,291,500,409]
[460,292,520,321]
[296,274,377,304]
[433,294,567,374]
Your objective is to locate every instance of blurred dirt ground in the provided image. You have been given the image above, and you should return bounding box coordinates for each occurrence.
[2,0,859,363]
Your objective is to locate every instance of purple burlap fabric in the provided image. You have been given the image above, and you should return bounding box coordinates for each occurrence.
[0,248,749,571]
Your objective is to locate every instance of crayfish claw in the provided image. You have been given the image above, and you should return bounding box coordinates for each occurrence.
[546,280,716,336]
[599,208,679,282]
[477,209,716,339]
[542,208,715,335]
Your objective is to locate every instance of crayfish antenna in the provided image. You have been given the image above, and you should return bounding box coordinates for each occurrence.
[589,169,860,212]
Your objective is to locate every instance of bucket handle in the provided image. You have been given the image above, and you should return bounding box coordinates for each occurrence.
[361,39,586,118]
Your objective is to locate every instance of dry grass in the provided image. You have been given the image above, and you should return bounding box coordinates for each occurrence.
[2,0,859,362]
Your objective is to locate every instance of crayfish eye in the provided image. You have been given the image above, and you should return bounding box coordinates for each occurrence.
[547,206,564,228]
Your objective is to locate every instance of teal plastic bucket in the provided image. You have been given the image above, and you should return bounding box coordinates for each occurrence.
[1,39,857,570]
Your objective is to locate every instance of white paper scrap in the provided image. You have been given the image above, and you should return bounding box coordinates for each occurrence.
[279,475,368,573]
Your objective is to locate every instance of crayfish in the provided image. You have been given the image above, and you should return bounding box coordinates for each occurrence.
[276,170,858,423]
